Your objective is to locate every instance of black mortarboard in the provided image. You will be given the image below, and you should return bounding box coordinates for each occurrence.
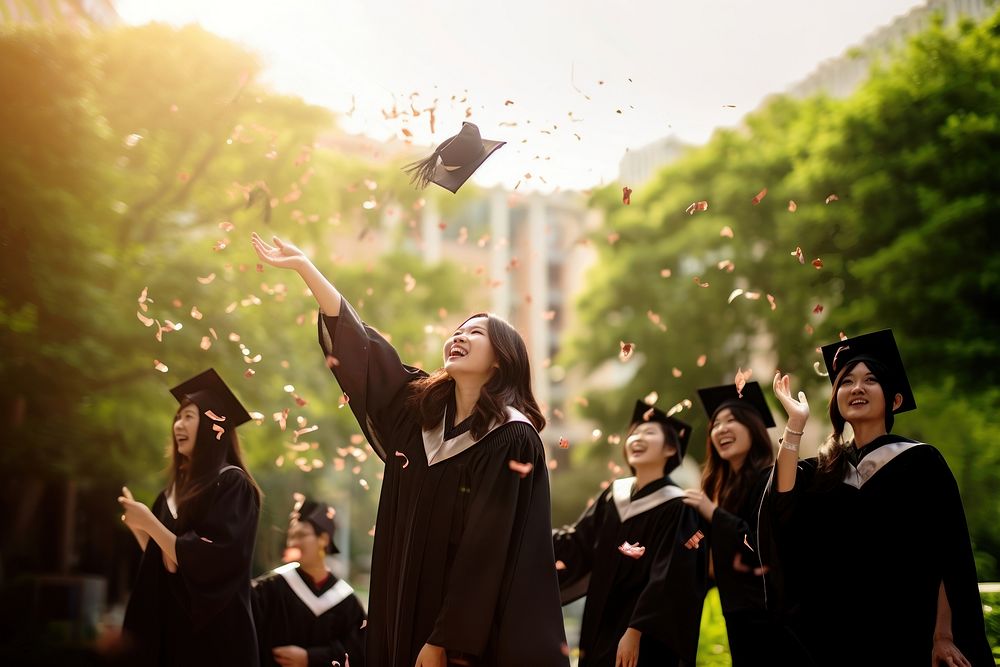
[697,381,776,428]
[629,400,693,458]
[293,498,339,555]
[820,329,915,413]
[404,122,505,193]
[169,368,252,427]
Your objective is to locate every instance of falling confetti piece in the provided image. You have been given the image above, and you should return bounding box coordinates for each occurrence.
[643,391,658,405]
[200,336,212,350]
[646,310,667,331]
[197,273,216,285]
[813,361,829,377]
[788,200,797,212]
[212,424,225,440]
[642,407,655,422]
[791,247,805,264]
[744,534,755,552]
[137,311,154,327]
[273,409,289,431]
[735,367,752,397]
[684,530,705,549]
[660,268,672,278]
[204,410,226,422]
[153,360,168,373]
[720,226,734,238]
[622,186,632,205]
[717,259,735,272]
[293,425,319,441]
[671,368,682,378]
[508,460,533,478]
[394,451,410,469]
[218,221,235,232]
[728,289,745,304]
[666,399,692,417]
[190,306,203,320]
[697,354,707,367]
[813,304,824,314]
[812,258,824,269]
[693,277,710,288]
[751,188,768,205]
[339,393,351,408]
[244,369,255,378]
[558,437,570,449]
[555,560,567,571]
[685,200,709,215]
[618,541,646,559]
[619,341,635,362]
[404,273,416,292]
[825,194,839,204]
[767,294,777,311]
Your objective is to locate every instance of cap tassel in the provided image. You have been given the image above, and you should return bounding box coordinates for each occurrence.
[403,151,440,189]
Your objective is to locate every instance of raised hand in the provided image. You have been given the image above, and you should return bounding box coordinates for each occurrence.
[251,232,308,271]
[120,486,151,551]
[682,489,717,521]
[772,371,809,430]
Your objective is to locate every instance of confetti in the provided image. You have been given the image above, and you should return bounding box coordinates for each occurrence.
[813,304,824,314]
[395,451,410,468]
[825,193,839,204]
[190,306,203,320]
[719,226,734,238]
[788,200,797,212]
[212,424,225,440]
[813,361,829,377]
[558,437,570,449]
[646,310,667,331]
[666,399,692,417]
[642,407,655,422]
[137,311,155,327]
[197,273,216,285]
[244,369,255,378]
[273,409,289,431]
[555,560,567,571]
[339,393,351,408]
[812,258,824,269]
[199,336,212,350]
[693,277,710,288]
[293,425,319,441]
[618,541,646,559]
[153,359,168,373]
[751,188,768,205]
[403,273,416,292]
[218,221,235,232]
[735,367,753,397]
[717,260,735,272]
[619,341,635,362]
[743,534,755,552]
[696,354,707,367]
[643,391,658,405]
[767,294,777,311]
[622,186,632,205]
[660,268,672,278]
[508,460,534,478]
[684,530,705,549]
[790,247,805,264]
[728,288,745,304]
[685,200,709,215]
[204,410,226,422]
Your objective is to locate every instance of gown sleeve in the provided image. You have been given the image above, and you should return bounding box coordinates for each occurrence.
[711,469,771,592]
[317,297,426,461]
[552,492,605,604]
[928,451,993,665]
[425,424,547,658]
[174,469,260,629]
[627,501,708,665]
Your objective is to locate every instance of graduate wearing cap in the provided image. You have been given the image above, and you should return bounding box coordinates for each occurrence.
[252,497,367,667]
[683,382,808,666]
[766,330,992,666]
[251,234,569,667]
[553,401,707,666]
[119,369,263,666]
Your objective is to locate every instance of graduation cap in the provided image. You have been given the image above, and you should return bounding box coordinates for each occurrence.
[820,329,916,413]
[696,381,776,428]
[629,400,693,458]
[404,122,505,193]
[169,368,252,427]
[294,498,340,555]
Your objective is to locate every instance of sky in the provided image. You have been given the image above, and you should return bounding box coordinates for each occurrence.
[115,0,926,191]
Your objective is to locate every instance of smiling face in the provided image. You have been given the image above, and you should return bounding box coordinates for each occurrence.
[624,421,676,473]
[836,361,902,428]
[443,315,498,380]
[173,402,200,459]
[286,518,328,568]
[709,407,752,470]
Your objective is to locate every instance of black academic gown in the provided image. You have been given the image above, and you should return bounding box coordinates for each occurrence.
[707,468,807,666]
[318,299,569,667]
[763,435,993,666]
[252,563,367,667]
[122,466,260,666]
[553,477,708,667]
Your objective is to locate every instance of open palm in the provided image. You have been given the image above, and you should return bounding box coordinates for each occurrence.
[251,232,307,270]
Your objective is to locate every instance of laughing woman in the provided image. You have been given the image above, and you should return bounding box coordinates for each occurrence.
[553,401,707,667]
[767,330,992,666]
[251,233,568,667]
[119,369,262,667]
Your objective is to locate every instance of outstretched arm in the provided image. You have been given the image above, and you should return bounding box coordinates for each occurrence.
[772,371,810,493]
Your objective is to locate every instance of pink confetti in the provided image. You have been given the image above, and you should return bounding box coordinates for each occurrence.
[812,258,824,269]
[719,226,734,238]
[197,273,216,285]
[618,541,646,559]
[684,529,705,549]
[685,200,709,215]
[394,450,410,469]
[813,304,824,314]
[622,186,632,205]
[751,188,768,205]
[153,359,168,373]
[788,200,797,212]
[697,354,708,367]
[791,246,805,264]
[204,410,226,422]
[825,193,839,204]
[508,460,534,478]
[555,560,567,571]
[619,341,635,362]
[137,311,154,327]
[212,424,225,440]
[558,437,570,449]
[735,367,752,398]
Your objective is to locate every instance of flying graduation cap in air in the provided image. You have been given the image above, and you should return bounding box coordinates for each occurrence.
[404,122,505,193]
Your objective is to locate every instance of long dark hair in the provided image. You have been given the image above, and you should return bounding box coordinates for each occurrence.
[622,421,682,477]
[167,399,262,526]
[701,402,773,512]
[407,312,545,439]
[817,357,897,485]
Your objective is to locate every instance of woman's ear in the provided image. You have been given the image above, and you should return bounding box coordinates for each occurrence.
[892,392,904,412]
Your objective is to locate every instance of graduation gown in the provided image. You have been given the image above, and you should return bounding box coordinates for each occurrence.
[122,466,260,666]
[763,435,993,666]
[707,468,806,666]
[318,300,569,667]
[252,563,367,667]
[553,477,708,666]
